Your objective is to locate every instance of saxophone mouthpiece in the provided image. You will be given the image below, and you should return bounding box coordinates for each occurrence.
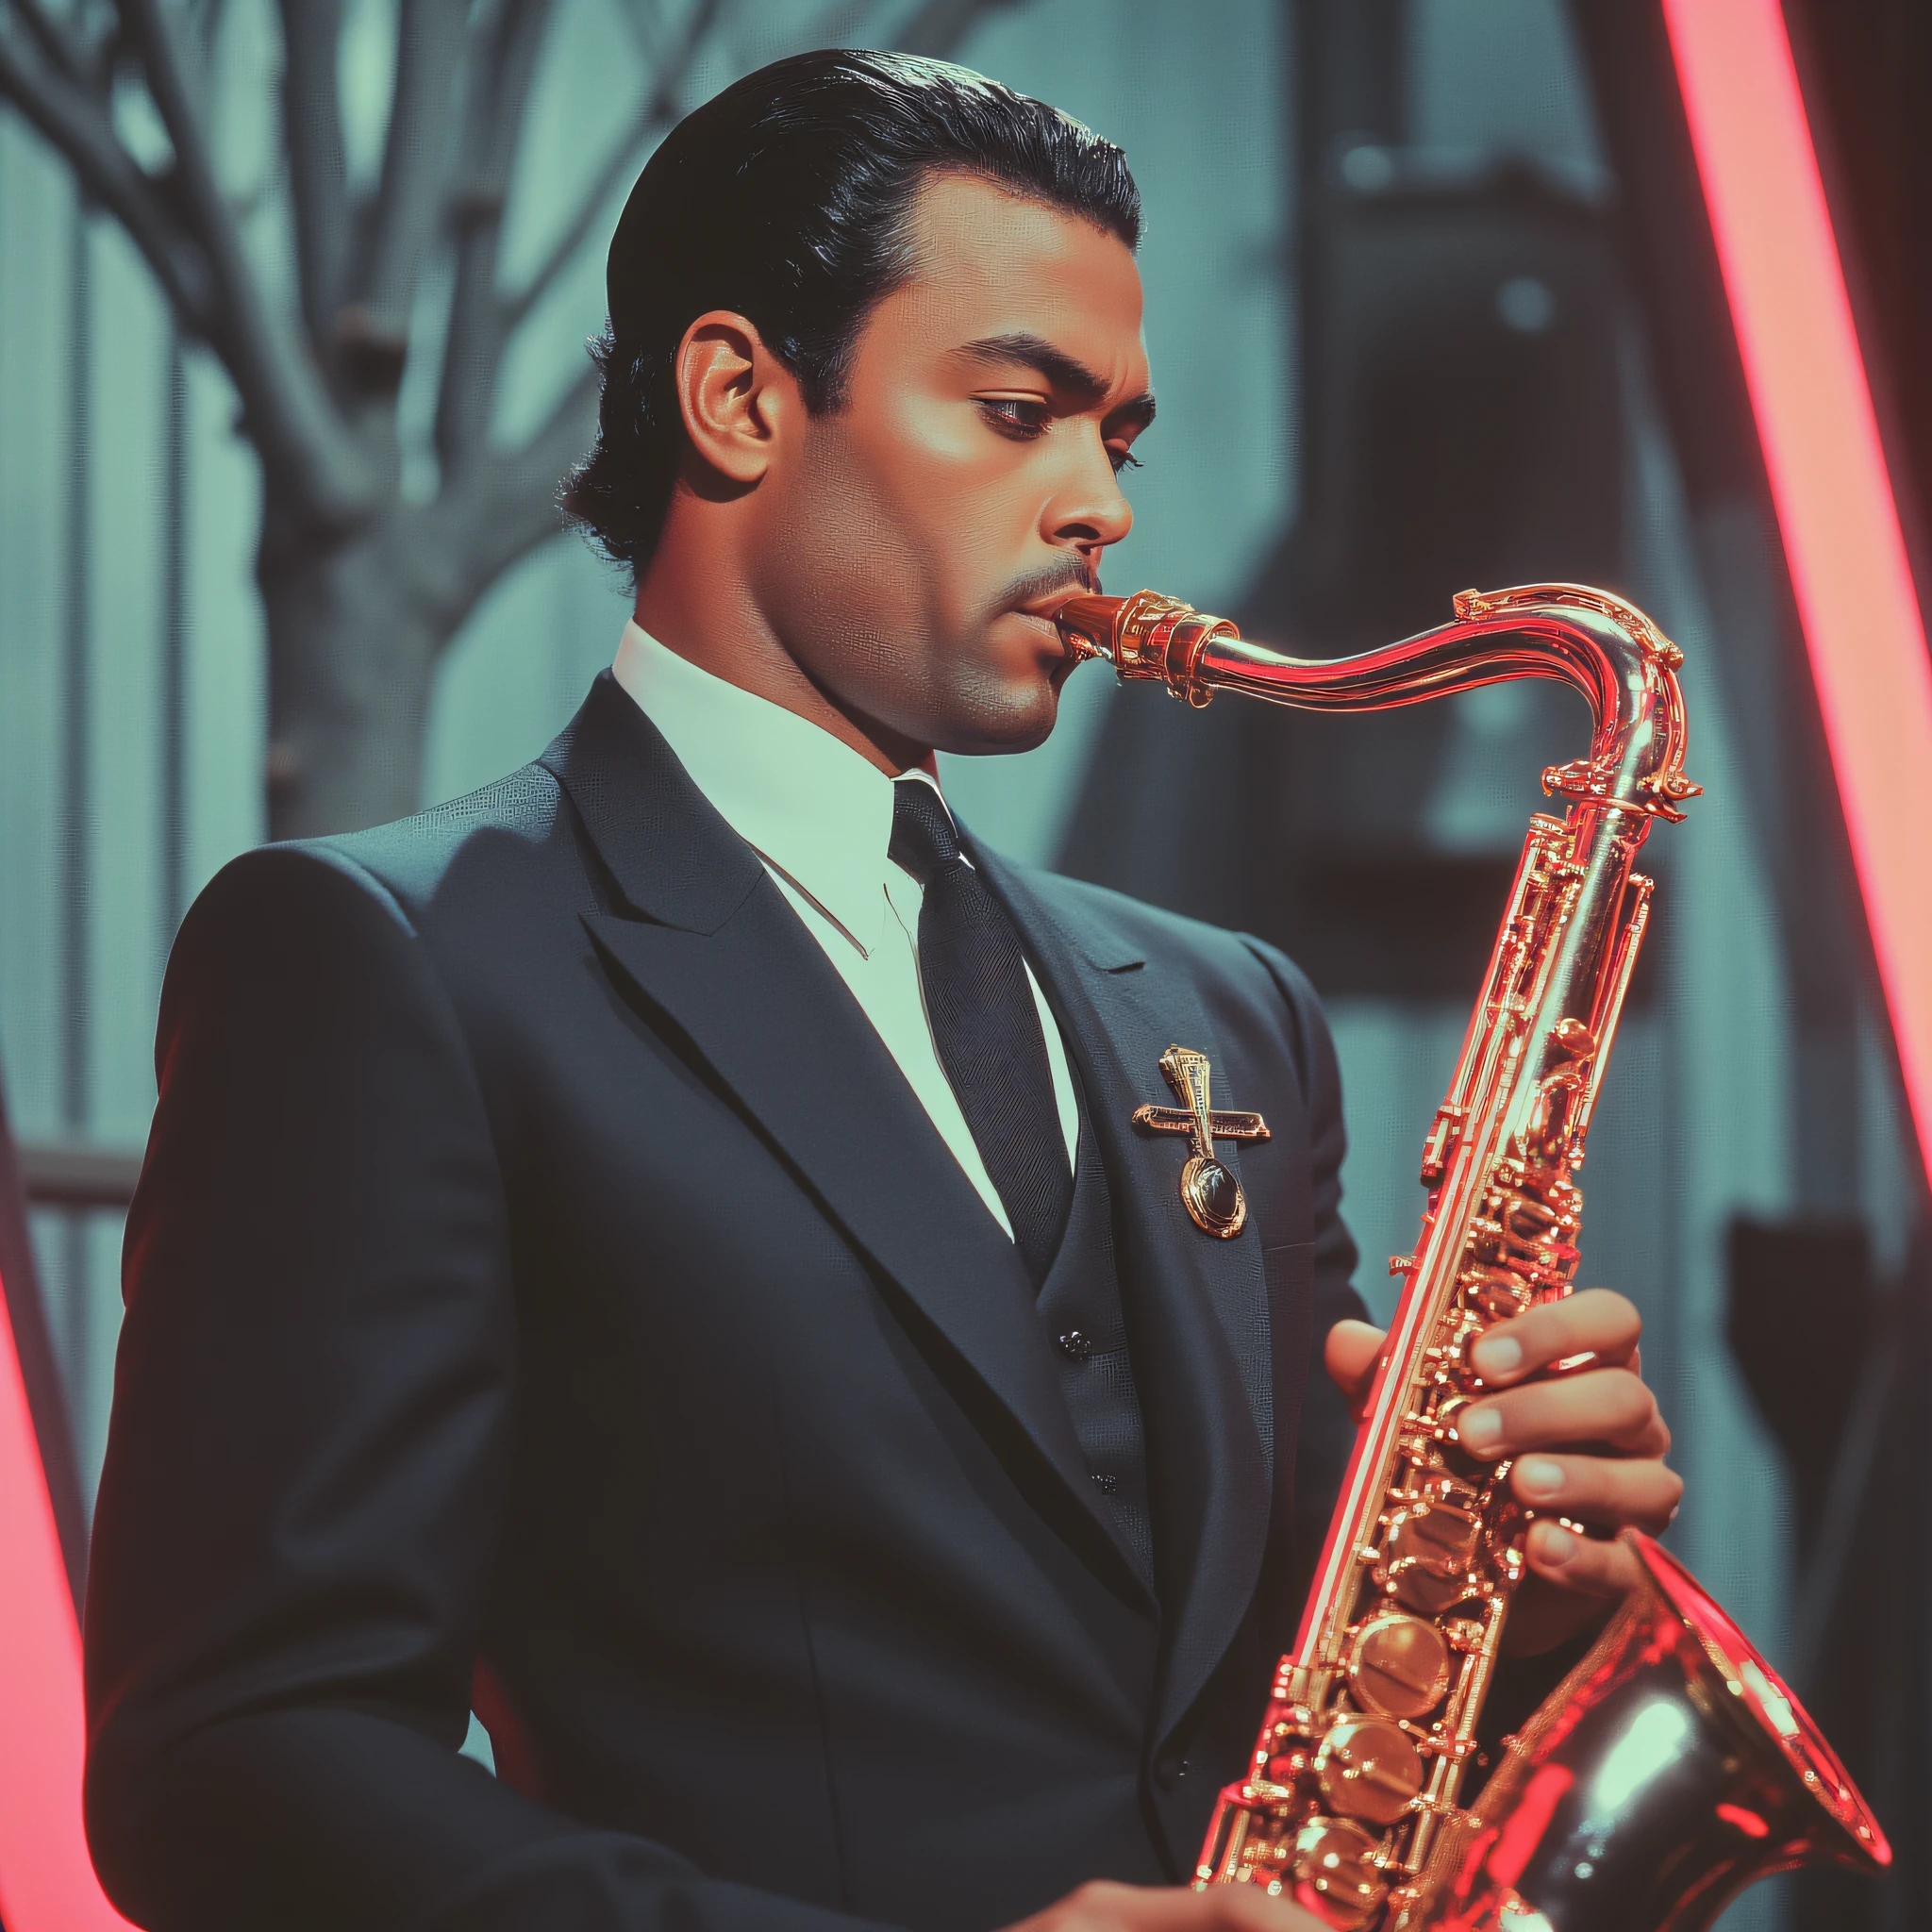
[1053,593,1128,665]
[1053,590,1240,708]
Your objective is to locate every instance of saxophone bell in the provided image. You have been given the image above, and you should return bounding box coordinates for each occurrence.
[1405,1531,1889,1931]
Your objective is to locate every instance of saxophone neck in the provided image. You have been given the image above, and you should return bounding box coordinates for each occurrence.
[1056,583,1702,822]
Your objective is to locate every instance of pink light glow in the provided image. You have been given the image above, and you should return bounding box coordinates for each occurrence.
[1666,0,1932,1186]
[0,1274,132,1929]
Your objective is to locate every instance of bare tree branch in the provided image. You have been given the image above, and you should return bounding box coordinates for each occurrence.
[189,0,230,47]
[348,0,467,360]
[118,0,375,522]
[0,18,216,323]
[498,0,722,338]
[492,112,640,339]
[173,0,227,121]
[465,0,556,182]
[494,0,1004,343]
[429,358,599,628]
[10,0,88,85]
[278,0,349,355]
[431,0,552,470]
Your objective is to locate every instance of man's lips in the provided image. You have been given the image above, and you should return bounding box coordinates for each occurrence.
[1003,604,1096,683]
[1006,606,1077,653]
[991,579,1100,672]
[1012,584,1097,628]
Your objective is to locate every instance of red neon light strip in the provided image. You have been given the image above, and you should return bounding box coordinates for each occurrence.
[0,1267,131,1916]
[1665,0,1932,1186]
[0,1272,132,1929]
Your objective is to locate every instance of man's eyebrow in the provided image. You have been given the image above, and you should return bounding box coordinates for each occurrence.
[954,332,1157,428]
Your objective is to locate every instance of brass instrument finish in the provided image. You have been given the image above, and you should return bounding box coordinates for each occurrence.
[1057,586,1889,1928]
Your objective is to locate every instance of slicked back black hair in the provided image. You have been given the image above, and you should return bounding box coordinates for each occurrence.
[559,49,1140,577]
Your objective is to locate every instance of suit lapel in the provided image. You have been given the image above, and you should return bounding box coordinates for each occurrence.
[974,845,1274,1739]
[541,677,1141,1587]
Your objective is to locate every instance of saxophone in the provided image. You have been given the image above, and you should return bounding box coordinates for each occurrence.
[1055,586,1890,1930]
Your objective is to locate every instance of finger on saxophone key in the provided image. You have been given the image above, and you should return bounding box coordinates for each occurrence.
[1508,1450,1685,1531]
[1458,1405,1504,1453]
[1459,1367,1671,1463]
[1469,1286,1642,1385]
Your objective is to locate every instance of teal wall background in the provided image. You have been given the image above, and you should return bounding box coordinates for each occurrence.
[0,8,1920,1925]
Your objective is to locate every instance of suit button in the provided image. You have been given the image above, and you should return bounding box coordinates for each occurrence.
[1091,1472,1120,1495]
[1059,1330,1092,1360]
[1155,1754,1190,1788]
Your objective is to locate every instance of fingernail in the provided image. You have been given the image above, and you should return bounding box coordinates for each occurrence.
[1459,1406,1503,1453]
[1538,1524,1578,1566]
[1517,1456,1564,1500]
[1473,1334,1523,1379]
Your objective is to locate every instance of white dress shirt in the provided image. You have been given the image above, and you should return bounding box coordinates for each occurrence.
[611,621,1079,1241]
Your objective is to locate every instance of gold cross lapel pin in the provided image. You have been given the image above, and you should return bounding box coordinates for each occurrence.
[1132,1044,1270,1239]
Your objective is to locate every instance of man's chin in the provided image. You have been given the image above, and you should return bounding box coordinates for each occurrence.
[929,685,1060,759]
[930,617,1092,754]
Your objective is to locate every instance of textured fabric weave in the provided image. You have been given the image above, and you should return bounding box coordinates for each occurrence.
[891,778,1074,1284]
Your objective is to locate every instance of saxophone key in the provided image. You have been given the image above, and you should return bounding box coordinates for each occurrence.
[1314,1716,1425,1825]
[1383,1501,1482,1615]
[1388,1566,1479,1618]
[1259,1706,1318,1787]
[1291,1819,1386,1927]
[1418,1103,1465,1186]
[1418,1471,1482,1510]
[1347,1611,1454,1721]
[1502,1194,1558,1236]
[1409,1733,1480,1765]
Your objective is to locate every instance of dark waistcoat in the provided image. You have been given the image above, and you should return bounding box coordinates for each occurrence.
[1036,1098,1156,1589]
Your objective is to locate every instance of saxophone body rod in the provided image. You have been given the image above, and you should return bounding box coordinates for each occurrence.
[1056,587,1889,1929]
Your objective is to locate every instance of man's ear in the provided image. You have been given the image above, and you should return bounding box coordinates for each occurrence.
[674,310,797,486]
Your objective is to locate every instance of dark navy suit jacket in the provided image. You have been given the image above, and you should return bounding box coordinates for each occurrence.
[83,672,1365,1932]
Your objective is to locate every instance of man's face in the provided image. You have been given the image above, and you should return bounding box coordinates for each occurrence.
[750,170,1153,758]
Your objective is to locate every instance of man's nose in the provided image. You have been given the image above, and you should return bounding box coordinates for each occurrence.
[1045,430,1134,553]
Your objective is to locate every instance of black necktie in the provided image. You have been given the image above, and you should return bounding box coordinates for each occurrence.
[890,779,1074,1284]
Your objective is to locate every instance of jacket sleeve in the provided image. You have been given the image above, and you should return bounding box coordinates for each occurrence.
[84,845,883,1932]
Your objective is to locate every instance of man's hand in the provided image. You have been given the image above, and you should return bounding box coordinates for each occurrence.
[1325,1288,1681,1655]
[1005,1880,1323,1932]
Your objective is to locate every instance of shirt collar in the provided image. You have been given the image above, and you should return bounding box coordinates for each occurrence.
[612,621,946,955]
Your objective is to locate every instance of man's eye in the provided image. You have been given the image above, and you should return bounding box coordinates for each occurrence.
[978,398,1050,437]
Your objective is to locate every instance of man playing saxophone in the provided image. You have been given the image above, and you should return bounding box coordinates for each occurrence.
[83,52,1680,1932]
